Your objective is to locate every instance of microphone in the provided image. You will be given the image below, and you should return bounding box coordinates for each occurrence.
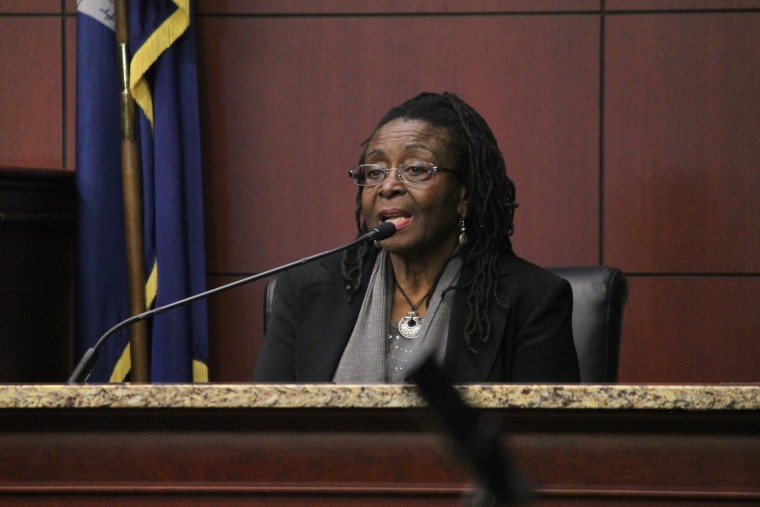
[69,221,397,384]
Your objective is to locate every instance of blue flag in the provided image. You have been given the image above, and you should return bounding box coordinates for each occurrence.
[75,0,208,382]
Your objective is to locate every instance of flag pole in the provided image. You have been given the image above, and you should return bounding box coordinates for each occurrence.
[115,0,150,383]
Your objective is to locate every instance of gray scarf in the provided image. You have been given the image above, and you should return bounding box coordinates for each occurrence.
[333,249,462,383]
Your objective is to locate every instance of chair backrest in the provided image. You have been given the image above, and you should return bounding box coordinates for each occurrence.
[263,266,629,383]
[549,266,629,383]
[264,278,277,336]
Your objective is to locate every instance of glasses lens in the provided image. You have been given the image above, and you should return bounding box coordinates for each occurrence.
[363,165,386,185]
[350,165,383,186]
[400,162,435,183]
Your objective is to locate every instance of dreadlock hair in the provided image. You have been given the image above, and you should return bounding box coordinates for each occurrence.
[341,92,518,351]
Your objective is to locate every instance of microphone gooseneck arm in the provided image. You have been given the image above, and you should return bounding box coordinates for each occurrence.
[68,222,397,384]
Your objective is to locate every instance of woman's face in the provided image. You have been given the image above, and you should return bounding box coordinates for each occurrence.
[361,118,467,260]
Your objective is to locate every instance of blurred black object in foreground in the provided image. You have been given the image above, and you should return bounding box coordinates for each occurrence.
[407,355,533,506]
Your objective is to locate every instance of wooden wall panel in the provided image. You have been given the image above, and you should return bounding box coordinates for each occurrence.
[604,9,760,381]
[604,13,760,273]
[65,17,76,171]
[198,14,600,277]
[619,277,760,383]
[607,0,760,10]
[0,1,60,14]
[0,17,63,169]
[196,0,600,15]
[206,276,267,381]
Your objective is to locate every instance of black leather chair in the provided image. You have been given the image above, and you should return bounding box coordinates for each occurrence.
[549,266,628,383]
[263,266,628,383]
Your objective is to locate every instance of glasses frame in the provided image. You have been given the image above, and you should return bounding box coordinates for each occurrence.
[348,162,458,187]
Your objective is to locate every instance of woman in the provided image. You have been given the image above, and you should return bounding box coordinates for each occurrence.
[253,92,579,383]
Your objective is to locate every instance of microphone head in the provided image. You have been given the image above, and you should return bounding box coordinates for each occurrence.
[369,221,397,241]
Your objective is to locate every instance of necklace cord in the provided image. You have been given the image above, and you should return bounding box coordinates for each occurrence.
[392,266,448,313]
[395,279,434,311]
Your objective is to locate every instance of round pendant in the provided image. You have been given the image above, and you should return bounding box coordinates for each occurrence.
[398,312,422,339]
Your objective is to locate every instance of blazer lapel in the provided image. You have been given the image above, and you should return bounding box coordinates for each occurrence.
[295,251,376,381]
[443,255,513,382]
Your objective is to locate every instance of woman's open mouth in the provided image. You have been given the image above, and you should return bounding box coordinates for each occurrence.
[379,211,412,230]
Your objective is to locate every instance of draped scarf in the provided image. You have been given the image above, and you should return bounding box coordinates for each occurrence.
[333,249,462,383]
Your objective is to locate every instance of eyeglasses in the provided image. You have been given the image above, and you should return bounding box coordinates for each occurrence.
[348,162,458,187]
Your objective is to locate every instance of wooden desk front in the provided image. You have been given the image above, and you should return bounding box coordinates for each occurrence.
[0,384,758,505]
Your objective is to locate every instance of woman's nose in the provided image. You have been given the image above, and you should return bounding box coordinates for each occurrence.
[377,168,404,196]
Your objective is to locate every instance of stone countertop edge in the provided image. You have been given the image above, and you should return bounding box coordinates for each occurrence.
[0,384,758,411]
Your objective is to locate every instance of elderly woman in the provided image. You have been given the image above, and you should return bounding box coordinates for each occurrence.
[253,92,579,383]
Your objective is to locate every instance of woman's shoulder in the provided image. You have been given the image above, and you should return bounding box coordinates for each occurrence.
[278,245,378,289]
[490,252,573,325]
[496,251,569,296]
[277,250,344,287]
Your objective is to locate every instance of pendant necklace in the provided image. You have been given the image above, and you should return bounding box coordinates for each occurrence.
[395,280,434,340]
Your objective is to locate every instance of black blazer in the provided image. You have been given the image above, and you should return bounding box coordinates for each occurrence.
[253,248,580,383]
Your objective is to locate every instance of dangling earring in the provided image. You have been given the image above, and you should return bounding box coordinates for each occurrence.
[458,215,468,245]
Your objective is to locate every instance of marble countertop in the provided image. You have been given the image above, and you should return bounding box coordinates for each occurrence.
[0,384,758,411]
